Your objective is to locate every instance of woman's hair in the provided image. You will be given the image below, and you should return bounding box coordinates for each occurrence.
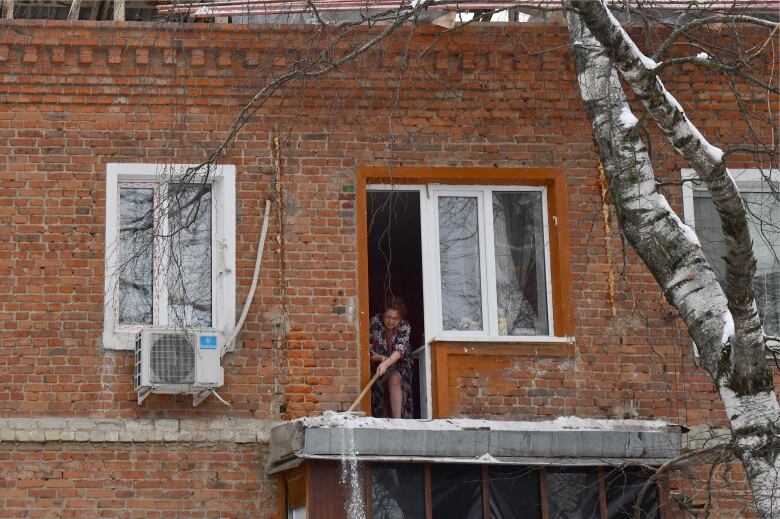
[383,295,407,318]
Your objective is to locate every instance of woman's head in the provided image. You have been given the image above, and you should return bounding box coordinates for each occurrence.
[382,296,407,332]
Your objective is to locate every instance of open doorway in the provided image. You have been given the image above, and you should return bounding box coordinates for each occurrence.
[366,189,424,418]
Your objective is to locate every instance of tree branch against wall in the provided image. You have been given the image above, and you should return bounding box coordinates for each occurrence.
[564,1,779,516]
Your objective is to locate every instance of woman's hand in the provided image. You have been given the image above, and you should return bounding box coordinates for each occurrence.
[376,351,402,377]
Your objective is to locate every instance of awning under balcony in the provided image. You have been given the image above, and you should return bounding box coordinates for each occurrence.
[267,414,683,474]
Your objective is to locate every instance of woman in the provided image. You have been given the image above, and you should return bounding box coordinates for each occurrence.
[369,296,413,419]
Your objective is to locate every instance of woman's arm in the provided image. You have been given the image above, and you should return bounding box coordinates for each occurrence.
[376,350,402,376]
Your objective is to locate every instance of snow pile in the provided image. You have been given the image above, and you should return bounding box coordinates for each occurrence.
[603,6,657,70]
[657,79,724,163]
[299,412,670,432]
[656,194,701,247]
[722,310,734,345]
[618,106,638,129]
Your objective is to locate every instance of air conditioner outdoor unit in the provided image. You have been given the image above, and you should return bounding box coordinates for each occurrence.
[134,328,224,406]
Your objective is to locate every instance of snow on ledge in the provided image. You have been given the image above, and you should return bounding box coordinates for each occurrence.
[299,411,671,432]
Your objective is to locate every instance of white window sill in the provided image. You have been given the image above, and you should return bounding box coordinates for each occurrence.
[426,335,575,344]
[103,327,233,352]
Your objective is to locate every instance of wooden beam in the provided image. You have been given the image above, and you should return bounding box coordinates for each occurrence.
[539,467,549,519]
[481,465,490,519]
[598,467,608,519]
[2,0,14,20]
[114,0,124,21]
[68,0,81,20]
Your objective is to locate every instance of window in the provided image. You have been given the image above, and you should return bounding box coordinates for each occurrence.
[103,163,236,350]
[360,168,574,419]
[368,463,662,519]
[682,169,780,336]
[434,187,551,337]
[367,185,553,341]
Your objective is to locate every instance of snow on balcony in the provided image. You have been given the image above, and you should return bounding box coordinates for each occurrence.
[267,412,683,473]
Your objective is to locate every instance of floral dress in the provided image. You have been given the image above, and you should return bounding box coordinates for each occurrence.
[369,314,414,419]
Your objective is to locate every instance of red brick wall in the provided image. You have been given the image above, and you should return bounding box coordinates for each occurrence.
[0,20,774,421]
[0,18,776,518]
[0,442,273,518]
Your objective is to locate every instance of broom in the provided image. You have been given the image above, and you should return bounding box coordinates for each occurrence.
[346,371,380,413]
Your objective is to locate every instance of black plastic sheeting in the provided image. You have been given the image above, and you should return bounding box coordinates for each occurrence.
[545,467,601,519]
[604,467,659,519]
[431,464,484,519]
[370,462,660,519]
[488,466,542,519]
[371,464,426,519]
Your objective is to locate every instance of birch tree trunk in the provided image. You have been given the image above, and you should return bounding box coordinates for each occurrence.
[564,2,780,516]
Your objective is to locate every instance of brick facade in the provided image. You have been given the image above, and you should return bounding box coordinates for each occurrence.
[0,18,777,517]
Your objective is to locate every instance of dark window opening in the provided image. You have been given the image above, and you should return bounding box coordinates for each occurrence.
[545,467,601,519]
[368,463,663,519]
[367,190,425,419]
[372,464,426,519]
[488,465,542,519]
[431,464,484,519]
[604,467,660,519]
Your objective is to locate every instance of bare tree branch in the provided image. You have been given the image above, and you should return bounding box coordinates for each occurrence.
[565,2,780,516]
[653,15,779,61]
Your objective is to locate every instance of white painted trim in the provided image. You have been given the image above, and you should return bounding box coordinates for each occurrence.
[540,189,555,335]
[432,188,490,337]
[682,169,780,227]
[103,163,236,351]
[682,167,780,230]
[427,335,575,344]
[366,183,557,342]
[484,189,500,336]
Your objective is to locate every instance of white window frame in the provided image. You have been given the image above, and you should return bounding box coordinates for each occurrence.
[682,168,780,228]
[103,163,236,350]
[368,183,555,342]
[682,168,780,353]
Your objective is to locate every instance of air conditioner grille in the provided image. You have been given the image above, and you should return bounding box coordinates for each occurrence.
[149,333,196,384]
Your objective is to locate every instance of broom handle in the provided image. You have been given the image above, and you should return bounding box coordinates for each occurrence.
[347,371,380,413]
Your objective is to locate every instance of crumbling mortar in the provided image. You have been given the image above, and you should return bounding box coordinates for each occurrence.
[597,159,618,317]
[271,133,290,419]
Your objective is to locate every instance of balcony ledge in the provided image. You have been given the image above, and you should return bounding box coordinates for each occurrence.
[267,414,682,474]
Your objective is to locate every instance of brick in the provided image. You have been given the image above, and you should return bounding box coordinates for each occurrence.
[0,20,773,519]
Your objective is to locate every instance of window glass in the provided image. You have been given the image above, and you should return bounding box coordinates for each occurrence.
[371,464,426,519]
[118,187,154,325]
[438,196,483,331]
[167,184,213,327]
[604,467,659,519]
[488,465,542,519]
[694,190,780,335]
[493,192,548,335]
[545,467,600,519]
[431,464,483,519]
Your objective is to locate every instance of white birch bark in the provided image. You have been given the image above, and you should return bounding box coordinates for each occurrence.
[564,2,780,516]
